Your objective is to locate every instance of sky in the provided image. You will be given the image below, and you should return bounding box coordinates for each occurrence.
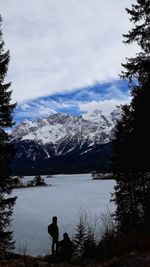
[0,0,137,122]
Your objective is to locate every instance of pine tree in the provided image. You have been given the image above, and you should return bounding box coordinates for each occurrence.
[73,214,87,257]
[0,15,17,254]
[113,0,150,235]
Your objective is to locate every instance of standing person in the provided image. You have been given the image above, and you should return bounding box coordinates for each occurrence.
[48,216,59,255]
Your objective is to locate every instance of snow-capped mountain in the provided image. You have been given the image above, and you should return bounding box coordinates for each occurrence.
[12,109,121,175]
[13,109,120,146]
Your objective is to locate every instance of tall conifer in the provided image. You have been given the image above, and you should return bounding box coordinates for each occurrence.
[0,15,17,253]
[113,0,150,234]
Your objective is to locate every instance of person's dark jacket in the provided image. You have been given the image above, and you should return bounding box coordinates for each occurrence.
[48,223,59,240]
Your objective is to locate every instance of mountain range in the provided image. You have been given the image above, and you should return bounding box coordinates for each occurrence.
[12,109,121,175]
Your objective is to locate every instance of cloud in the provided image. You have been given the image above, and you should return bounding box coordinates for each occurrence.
[1,0,138,103]
[77,82,131,115]
[15,101,57,121]
[14,81,130,122]
[78,98,131,115]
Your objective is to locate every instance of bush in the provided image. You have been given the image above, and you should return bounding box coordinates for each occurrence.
[73,210,99,259]
[96,211,117,260]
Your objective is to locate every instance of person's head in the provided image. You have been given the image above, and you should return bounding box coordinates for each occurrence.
[52,216,57,224]
[63,232,69,240]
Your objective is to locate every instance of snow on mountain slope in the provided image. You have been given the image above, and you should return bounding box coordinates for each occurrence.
[13,109,120,145]
[12,108,121,171]
[13,110,120,144]
[12,109,121,174]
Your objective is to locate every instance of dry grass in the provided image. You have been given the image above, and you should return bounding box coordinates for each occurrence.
[1,253,150,267]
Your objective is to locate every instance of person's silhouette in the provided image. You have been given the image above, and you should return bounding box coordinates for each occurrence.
[58,233,73,261]
[48,216,59,255]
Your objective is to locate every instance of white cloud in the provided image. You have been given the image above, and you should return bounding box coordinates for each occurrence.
[78,84,131,115]
[15,83,131,121]
[1,0,138,103]
[16,102,56,120]
[79,98,131,115]
[16,97,131,121]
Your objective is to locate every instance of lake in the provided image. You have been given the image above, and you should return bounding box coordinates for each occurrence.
[12,173,115,256]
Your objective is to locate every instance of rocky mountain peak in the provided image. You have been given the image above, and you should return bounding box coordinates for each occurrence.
[12,108,121,146]
[12,108,121,174]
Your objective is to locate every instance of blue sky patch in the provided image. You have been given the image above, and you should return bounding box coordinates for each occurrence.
[14,79,130,123]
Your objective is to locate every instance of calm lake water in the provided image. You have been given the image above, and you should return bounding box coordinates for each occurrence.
[12,173,115,256]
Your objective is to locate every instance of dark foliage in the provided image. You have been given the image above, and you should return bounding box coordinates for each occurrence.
[0,15,17,253]
[113,1,150,235]
[73,212,97,260]
[73,214,87,258]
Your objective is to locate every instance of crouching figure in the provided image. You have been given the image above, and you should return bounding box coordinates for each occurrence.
[58,233,73,261]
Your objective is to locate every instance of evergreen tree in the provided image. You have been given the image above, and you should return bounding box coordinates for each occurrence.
[73,214,87,257]
[113,0,150,234]
[0,15,17,254]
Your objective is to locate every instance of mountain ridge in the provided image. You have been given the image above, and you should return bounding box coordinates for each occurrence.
[12,109,120,175]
